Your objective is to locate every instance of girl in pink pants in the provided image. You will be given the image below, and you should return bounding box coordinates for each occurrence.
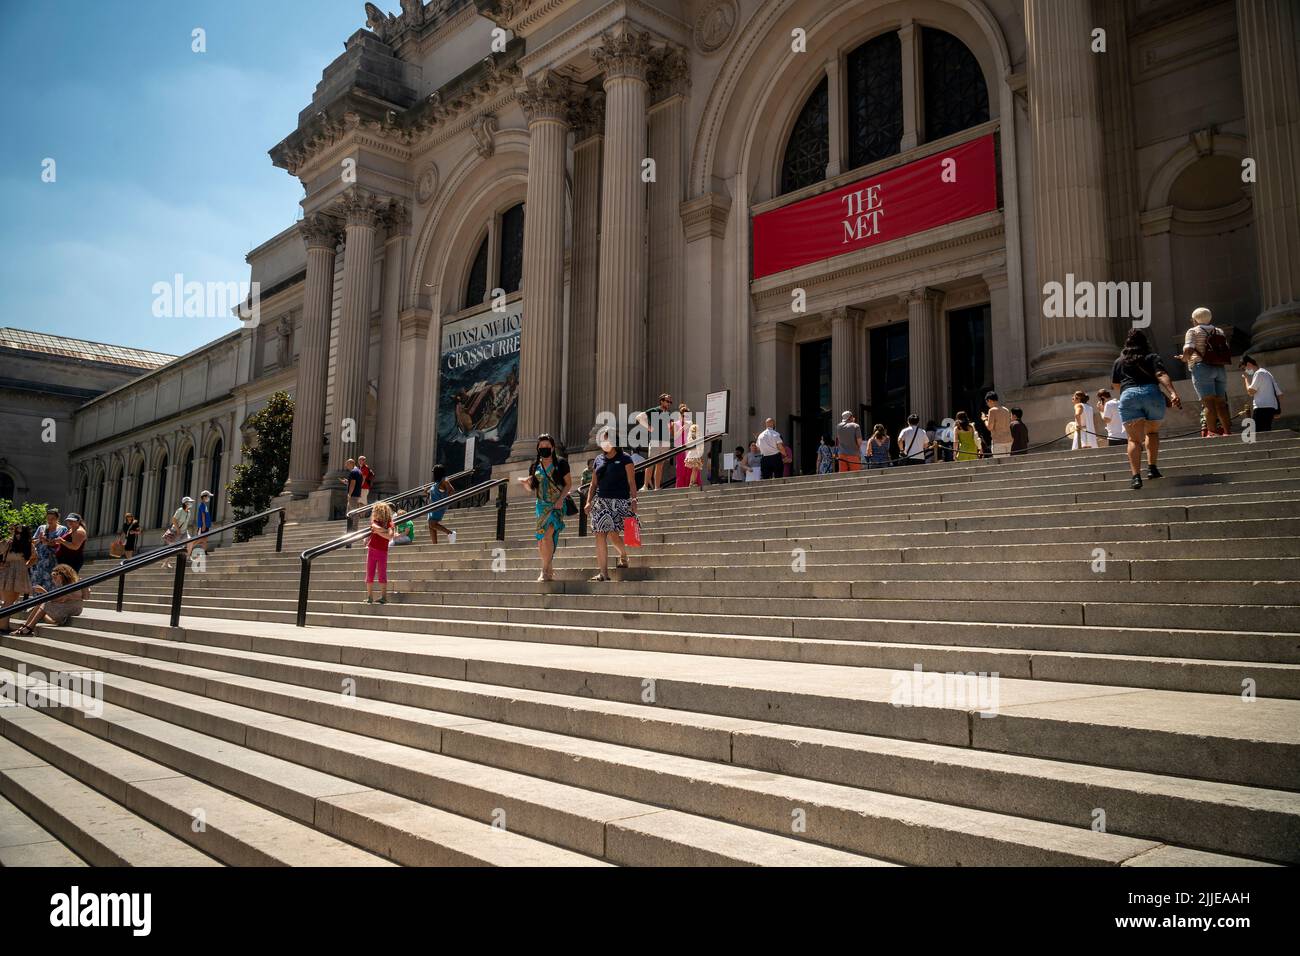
[366,502,395,604]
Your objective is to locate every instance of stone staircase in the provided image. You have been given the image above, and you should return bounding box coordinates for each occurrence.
[2,432,1299,866]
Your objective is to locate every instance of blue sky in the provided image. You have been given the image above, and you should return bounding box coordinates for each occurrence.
[0,0,367,355]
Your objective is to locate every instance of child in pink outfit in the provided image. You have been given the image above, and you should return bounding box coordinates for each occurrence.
[366,502,395,604]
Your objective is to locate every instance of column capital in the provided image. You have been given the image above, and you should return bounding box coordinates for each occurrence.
[381,198,411,237]
[752,320,796,345]
[900,287,941,308]
[681,192,732,242]
[982,270,1009,292]
[573,91,606,144]
[518,71,581,126]
[338,188,384,229]
[299,212,341,250]
[648,44,690,104]
[592,28,656,84]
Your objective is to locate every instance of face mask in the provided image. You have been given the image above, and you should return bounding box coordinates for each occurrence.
[538,448,552,459]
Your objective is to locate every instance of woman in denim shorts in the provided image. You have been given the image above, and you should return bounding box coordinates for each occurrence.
[1111,329,1183,491]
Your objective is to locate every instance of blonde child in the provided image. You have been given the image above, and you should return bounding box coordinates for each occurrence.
[366,502,395,604]
[684,422,704,488]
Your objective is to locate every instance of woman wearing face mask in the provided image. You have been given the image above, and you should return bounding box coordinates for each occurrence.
[585,432,637,582]
[517,433,571,582]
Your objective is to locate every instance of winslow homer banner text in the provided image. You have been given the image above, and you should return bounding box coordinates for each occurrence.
[751,133,998,279]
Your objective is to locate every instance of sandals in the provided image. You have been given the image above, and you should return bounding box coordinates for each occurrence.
[616,557,629,569]
[589,573,609,582]
[12,625,34,636]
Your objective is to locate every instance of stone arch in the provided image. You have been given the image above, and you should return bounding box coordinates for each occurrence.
[691,0,1010,200]
[1144,133,1250,212]
[408,131,530,313]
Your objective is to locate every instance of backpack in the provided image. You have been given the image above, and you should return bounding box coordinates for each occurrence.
[1202,325,1232,366]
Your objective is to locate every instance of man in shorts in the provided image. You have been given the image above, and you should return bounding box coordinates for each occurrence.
[1182,307,1232,437]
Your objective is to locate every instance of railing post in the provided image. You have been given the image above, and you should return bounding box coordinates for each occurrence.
[170,550,186,628]
[296,557,311,628]
[116,572,125,613]
[496,482,508,541]
[276,510,285,552]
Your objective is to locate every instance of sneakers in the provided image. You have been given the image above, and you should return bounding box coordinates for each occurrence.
[448,530,457,544]
[1147,464,1163,479]
[1130,474,1143,490]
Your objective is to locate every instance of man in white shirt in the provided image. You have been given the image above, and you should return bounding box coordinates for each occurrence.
[1241,355,1282,431]
[1097,389,1126,446]
[897,414,928,464]
[755,418,787,480]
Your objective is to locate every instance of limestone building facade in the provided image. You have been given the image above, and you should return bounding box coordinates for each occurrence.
[54,0,1300,530]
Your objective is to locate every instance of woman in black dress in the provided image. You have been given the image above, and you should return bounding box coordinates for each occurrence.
[121,512,140,561]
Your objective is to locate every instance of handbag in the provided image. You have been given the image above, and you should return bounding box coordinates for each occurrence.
[109,538,125,558]
[623,517,642,547]
[564,495,579,517]
[162,527,177,545]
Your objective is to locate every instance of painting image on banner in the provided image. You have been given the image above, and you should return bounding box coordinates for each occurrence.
[437,304,521,481]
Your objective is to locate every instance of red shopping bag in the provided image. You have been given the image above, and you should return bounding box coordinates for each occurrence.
[622,517,642,547]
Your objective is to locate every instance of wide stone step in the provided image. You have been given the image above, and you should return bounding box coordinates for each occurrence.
[40,610,1300,791]
[4,651,887,866]
[0,792,87,866]
[0,705,390,866]
[0,735,219,866]
[5,642,1260,866]
[16,621,1297,863]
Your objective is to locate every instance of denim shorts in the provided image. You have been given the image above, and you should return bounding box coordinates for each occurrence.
[1118,383,1166,424]
[1190,362,1228,399]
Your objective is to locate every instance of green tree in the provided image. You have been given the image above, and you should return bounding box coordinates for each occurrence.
[0,499,51,532]
[227,390,294,541]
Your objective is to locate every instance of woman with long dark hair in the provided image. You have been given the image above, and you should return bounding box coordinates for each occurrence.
[1112,328,1182,490]
[518,433,571,582]
[1,522,33,633]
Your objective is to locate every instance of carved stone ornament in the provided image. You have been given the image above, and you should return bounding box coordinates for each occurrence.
[694,0,737,55]
[416,163,440,204]
[339,188,384,228]
[298,212,341,250]
[518,73,577,125]
[591,29,656,83]
[471,114,498,157]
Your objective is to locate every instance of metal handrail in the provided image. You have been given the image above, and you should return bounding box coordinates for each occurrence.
[296,477,508,627]
[0,507,286,629]
[574,431,725,536]
[344,467,473,532]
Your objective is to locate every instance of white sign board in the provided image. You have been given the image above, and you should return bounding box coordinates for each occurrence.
[704,389,730,438]
[463,435,476,473]
[722,453,735,471]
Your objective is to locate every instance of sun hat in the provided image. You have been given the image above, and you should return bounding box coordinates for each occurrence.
[182,496,195,505]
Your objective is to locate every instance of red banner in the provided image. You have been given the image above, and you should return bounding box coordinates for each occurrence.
[751,134,998,279]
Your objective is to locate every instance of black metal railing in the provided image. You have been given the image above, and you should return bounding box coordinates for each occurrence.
[0,507,286,630]
[344,468,473,533]
[574,432,725,536]
[296,477,508,627]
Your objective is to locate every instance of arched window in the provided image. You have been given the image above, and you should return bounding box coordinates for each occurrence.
[780,77,830,194]
[0,472,14,502]
[110,471,124,535]
[464,235,489,308]
[208,439,223,522]
[499,202,525,295]
[154,455,169,527]
[922,28,989,141]
[131,464,144,521]
[181,447,195,503]
[846,32,902,169]
[90,469,104,536]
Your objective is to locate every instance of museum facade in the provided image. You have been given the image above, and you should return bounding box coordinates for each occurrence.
[58,0,1300,543]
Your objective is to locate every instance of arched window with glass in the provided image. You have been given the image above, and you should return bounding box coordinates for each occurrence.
[921,27,989,142]
[462,201,525,309]
[780,76,830,195]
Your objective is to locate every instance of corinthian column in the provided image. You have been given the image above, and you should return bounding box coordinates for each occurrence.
[566,93,604,449]
[647,46,689,406]
[512,72,574,459]
[906,290,940,424]
[323,189,381,485]
[285,213,339,496]
[1024,0,1116,383]
[1238,0,1300,351]
[593,28,654,423]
